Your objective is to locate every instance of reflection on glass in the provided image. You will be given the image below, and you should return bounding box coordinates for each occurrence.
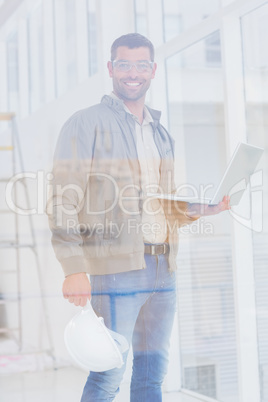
[205,31,221,66]
[241,5,268,400]
[87,0,98,76]
[54,0,77,97]
[166,32,239,401]
[163,0,220,41]
[6,31,19,113]
[134,0,220,43]
[134,0,148,37]
[27,3,45,113]
[163,0,182,41]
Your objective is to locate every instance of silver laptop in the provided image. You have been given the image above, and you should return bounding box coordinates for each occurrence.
[148,142,264,206]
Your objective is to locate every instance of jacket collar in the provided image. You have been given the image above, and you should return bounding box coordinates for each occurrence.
[101,94,162,126]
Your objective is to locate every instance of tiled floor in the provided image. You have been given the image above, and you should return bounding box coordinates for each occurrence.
[0,367,203,402]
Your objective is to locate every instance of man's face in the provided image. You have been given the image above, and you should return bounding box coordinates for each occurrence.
[107,46,157,102]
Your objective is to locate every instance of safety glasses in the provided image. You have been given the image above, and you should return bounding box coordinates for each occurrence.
[112,60,154,73]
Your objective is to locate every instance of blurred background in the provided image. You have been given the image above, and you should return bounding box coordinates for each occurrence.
[0,0,267,401]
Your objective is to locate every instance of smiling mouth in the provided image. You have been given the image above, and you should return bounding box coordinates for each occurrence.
[124,82,142,87]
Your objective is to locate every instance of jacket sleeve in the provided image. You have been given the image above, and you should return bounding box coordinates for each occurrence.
[46,111,94,277]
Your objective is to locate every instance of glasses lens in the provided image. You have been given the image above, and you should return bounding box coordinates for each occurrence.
[113,61,153,72]
[136,62,151,72]
[114,61,131,72]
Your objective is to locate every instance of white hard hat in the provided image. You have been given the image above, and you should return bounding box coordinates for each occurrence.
[64,301,129,372]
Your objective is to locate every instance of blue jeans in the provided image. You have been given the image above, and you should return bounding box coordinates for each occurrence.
[80,253,177,402]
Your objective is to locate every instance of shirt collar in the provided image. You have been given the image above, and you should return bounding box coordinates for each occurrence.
[110,92,153,125]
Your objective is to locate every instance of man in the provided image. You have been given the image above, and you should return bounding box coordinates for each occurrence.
[47,33,229,401]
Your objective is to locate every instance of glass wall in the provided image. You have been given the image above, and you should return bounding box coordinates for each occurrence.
[54,0,77,97]
[6,31,19,113]
[1,1,267,400]
[241,4,268,401]
[134,0,148,37]
[166,32,238,401]
[87,0,98,76]
[163,0,182,41]
[3,0,99,115]
[135,0,221,42]
[27,2,45,113]
[163,0,220,40]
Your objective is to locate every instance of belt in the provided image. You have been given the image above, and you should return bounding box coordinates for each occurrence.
[144,243,169,256]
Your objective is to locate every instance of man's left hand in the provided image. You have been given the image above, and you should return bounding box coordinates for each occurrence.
[186,195,231,219]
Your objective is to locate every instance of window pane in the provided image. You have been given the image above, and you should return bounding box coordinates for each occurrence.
[134,0,148,37]
[221,0,236,6]
[27,2,45,113]
[87,0,98,76]
[163,0,220,41]
[135,0,220,43]
[241,5,268,400]
[54,0,77,97]
[6,31,19,113]
[166,32,239,401]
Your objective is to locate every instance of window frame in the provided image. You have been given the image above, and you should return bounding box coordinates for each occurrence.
[152,0,267,400]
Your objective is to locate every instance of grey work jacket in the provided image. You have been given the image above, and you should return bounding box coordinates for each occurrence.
[47,95,197,277]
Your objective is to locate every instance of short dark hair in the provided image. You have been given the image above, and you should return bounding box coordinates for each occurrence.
[111,33,155,61]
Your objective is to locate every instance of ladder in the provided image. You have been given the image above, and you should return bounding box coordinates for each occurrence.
[0,113,54,361]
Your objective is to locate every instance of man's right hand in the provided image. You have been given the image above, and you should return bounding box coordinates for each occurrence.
[62,272,91,307]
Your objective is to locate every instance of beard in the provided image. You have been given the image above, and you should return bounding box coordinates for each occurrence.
[112,78,151,102]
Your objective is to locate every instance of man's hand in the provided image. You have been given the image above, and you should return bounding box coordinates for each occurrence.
[186,195,231,219]
[62,272,91,307]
